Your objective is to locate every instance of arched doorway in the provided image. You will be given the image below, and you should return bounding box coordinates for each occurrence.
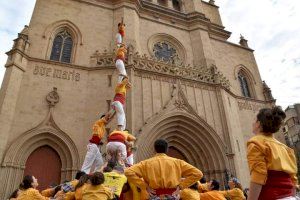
[136,112,230,181]
[167,146,188,162]
[24,145,62,190]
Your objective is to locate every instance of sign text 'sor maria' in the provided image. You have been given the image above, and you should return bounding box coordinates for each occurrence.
[33,66,80,81]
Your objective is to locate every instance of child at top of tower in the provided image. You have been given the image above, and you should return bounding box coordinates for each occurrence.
[247,106,298,200]
[116,21,125,47]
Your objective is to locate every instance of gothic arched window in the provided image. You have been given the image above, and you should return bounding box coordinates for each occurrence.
[172,0,181,11]
[153,42,179,64]
[238,71,251,98]
[50,30,73,63]
[157,0,167,6]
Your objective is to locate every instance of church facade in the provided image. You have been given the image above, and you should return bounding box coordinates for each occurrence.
[0,0,275,198]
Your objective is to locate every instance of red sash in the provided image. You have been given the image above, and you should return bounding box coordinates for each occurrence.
[155,188,176,196]
[108,133,126,143]
[259,170,294,200]
[113,93,125,105]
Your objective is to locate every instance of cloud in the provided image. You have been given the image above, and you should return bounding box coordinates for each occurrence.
[0,0,35,86]
[218,0,300,108]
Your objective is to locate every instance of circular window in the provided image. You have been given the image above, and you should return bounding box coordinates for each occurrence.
[148,33,186,65]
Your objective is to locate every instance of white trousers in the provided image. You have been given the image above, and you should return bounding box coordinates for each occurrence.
[81,143,103,174]
[106,141,127,162]
[115,59,127,83]
[278,197,298,200]
[116,33,122,47]
[111,101,126,131]
[127,154,134,166]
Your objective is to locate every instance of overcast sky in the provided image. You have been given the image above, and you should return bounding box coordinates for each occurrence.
[0,0,299,108]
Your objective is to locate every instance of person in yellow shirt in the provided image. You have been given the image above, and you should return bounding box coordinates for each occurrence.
[115,44,128,83]
[198,177,209,193]
[82,172,114,200]
[247,106,298,200]
[17,175,49,200]
[125,139,203,199]
[64,174,90,200]
[106,129,136,165]
[81,114,111,174]
[180,182,200,200]
[200,180,226,200]
[9,189,20,200]
[103,161,128,199]
[220,177,245,200]
[110,77,131,131]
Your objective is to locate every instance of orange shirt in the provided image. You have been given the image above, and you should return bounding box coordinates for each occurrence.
[200,190,226,200]
[247,134,298,185]
[220,188,245,200]
[125,153,202,190]
[180,188,200,200]
[17,188,49,200]
[115,78,129,96]
[116,47,126,61]
[82,184,113,200]
[198,183,209,193]
[109,130,136,142]
[92,118,107,138]
[41,188,54,197]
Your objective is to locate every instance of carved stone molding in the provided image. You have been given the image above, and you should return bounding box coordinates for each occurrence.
[46,87,59,107]
[91,50,231,90]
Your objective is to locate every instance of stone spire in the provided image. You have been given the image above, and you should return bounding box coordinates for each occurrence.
[209,0,215,5]
[262,81,274,101]
[239,34,249,48]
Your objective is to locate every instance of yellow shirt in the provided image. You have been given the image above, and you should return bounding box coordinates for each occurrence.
[220,188,245,200]
[198,183,209,193]
[109,130,136,142]
[180,188,200,200]
[115,78,129,96]
[104,171,127,196]
[247,134,298,185]
[125,153,202,190]
[17,188,49,200]
[92,118,106,138]
[82,184,113,200]
[41,188,54,197]
[200,190,226,200]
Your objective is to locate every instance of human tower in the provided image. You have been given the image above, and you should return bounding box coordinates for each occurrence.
[81,19,136,175]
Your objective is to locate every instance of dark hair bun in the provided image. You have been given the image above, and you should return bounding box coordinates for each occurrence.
[257,106,286,135]
[90,172,104,186]
[20,175,33,190]
[272,106,286,120]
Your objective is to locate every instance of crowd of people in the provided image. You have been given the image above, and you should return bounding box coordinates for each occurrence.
[7,106,300,200]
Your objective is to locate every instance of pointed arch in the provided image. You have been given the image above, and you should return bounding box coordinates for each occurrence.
[135,82,230,181]
[43,20,83,63]
[0,110,80,199]
[234,65,257,98]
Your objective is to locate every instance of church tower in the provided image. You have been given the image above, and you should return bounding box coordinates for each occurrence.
[0,0,274,198]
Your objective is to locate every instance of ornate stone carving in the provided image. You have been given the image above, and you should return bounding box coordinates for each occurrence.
[92,50,231,90]
[153,41,180,64]
[46,87,59,107]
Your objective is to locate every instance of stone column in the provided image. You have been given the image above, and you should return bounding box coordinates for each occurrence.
[184,0,203,13]
[189,29,216,68]
[167,0,173,9]
[0,29,29,199]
